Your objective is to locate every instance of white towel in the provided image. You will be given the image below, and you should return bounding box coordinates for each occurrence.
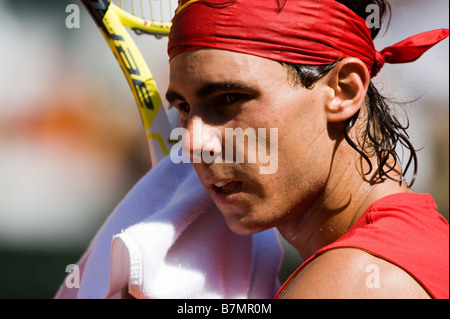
[54,157,283,299]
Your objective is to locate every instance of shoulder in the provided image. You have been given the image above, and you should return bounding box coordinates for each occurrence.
[279,248,431,299]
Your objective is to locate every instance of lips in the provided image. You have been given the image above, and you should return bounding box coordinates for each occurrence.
[213,180,243,194]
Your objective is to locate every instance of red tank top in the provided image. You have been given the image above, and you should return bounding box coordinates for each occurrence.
[275,193,449,299]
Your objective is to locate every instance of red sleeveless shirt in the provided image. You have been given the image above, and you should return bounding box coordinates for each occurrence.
[275,193,449,299]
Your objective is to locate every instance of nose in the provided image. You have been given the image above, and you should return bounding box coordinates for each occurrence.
[184,117,223,164]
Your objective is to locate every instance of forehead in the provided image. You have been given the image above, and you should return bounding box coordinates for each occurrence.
[169,49,289,87]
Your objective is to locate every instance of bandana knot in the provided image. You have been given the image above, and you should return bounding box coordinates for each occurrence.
[372,51,386,77]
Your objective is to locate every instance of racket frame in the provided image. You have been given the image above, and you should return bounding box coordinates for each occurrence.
[81,0,173,165]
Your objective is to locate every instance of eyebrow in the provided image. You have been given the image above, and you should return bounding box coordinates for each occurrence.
[165,81,258,104]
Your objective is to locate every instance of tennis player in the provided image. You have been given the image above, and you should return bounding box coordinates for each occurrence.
[166,0,449,298]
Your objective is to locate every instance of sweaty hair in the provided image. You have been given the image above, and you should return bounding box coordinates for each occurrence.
[283,0,418,187]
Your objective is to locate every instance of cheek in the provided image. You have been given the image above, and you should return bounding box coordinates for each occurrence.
[275,120,329,191]
[259,93,329,205]
[253,152,324,228]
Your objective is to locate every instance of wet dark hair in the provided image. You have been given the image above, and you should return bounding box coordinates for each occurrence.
[283,0,417,187]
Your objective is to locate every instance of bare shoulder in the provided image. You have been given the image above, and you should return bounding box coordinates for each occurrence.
[279,248,431,299]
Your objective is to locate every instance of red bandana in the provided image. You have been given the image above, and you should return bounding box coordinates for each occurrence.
[168,0,448,77]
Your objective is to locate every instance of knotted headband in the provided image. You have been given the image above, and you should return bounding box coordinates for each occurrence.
[168,0,449,77]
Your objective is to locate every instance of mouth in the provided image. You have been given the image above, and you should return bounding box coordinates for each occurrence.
[212,180,243,194]
[209,180,244,207]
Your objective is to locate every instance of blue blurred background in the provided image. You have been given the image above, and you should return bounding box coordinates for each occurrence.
[0,0,448,298]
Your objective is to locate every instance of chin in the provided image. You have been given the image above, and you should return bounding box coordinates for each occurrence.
[222,213,270,236]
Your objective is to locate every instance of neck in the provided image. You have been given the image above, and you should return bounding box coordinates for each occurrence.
[277,154,411,261]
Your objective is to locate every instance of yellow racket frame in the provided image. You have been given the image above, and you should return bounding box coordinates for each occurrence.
[82,0,173,166]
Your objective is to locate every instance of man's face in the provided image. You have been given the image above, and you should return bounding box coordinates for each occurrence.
[167,49,333,235]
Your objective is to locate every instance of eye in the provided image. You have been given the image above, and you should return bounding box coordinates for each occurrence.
[218,93,247,105]
[172,102,190,127]
[173,102,190,117]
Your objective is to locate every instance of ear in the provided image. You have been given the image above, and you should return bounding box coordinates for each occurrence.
[324,58,370,123]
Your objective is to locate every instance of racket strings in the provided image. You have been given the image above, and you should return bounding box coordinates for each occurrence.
[112,0,176,24]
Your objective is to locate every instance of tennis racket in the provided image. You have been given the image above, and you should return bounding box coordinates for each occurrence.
[81,0,177,166]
